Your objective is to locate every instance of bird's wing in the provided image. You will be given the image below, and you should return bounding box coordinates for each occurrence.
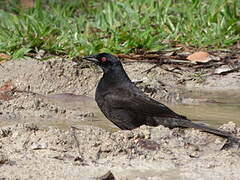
[104,84,183,119]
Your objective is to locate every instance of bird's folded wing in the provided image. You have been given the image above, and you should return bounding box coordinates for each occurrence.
[104,87,182,118]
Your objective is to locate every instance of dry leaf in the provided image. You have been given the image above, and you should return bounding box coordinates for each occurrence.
[0,80,15,101]
[0,93,13,101]
[0,80,15,92]
[20,0,34,8]
[0,53,11,61]
[187,51,211,63]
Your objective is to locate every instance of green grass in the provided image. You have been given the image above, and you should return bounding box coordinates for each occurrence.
[0,0,239,59]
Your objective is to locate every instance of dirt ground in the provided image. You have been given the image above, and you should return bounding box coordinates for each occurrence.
[0,57,240,179]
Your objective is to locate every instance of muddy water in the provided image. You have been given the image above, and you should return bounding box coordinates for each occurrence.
[0,91,240,130]
[90,101,240,129]
[172,90,240,127]
[169,103,240,127]
[74,97,240,130]
[68,90,240,129]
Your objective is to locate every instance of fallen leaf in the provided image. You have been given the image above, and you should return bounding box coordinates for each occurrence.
[187,51,211,63]
[0,93,12,101]
[0,80,15,101]
[0,80,15,91]
[20,0,34,8]
[0,53,11,61]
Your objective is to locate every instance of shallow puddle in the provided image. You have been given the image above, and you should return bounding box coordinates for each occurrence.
[173,90,240,127]
[0,90,240,130]
[169,103,240,127]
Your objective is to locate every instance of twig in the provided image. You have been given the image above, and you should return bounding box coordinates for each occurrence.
[23,133,32,149]
[70,126,83,160]
[141,64,159,74]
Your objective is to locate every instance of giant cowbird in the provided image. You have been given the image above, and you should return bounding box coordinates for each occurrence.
[83,53,238,140]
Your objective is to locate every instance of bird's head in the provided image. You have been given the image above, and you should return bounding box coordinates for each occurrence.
[83,53,121,73]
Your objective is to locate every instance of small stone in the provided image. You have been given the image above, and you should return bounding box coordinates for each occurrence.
[30,142,48,150]
[189,151,199,158]
[0,154,8,164]
[96,170,115,180]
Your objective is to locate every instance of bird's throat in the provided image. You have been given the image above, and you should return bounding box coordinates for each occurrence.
[100,64,131,88]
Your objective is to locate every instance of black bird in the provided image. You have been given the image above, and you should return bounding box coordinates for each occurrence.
[83,53,238,140]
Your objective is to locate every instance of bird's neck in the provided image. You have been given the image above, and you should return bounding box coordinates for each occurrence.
[100,64,131,87]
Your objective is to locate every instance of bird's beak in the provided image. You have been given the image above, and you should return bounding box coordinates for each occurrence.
[82,54,98,63]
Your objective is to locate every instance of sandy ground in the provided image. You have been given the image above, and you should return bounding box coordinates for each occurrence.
[0,57,240,179]
[0,123,240,180]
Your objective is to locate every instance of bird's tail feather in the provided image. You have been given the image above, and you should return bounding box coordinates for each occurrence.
[182,120,240,143]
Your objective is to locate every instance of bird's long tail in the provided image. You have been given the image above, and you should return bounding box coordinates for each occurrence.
[182,120,240,143]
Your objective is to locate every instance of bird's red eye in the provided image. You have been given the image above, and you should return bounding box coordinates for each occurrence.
[101,57,107,62]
